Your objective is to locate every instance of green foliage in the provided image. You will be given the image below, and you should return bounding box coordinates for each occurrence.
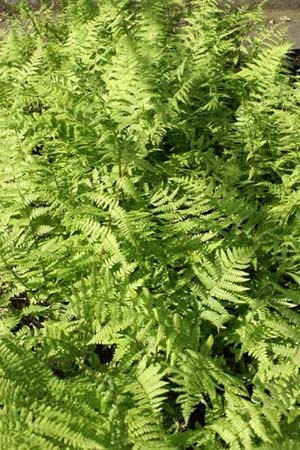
[0,0,300,448]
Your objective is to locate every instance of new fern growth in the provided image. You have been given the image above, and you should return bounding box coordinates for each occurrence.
[0,1,300,449]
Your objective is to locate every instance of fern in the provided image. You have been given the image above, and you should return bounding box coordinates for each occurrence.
[0,0,300,449]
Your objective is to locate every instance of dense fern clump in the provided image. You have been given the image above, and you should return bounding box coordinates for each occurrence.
[0,0,300,448]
